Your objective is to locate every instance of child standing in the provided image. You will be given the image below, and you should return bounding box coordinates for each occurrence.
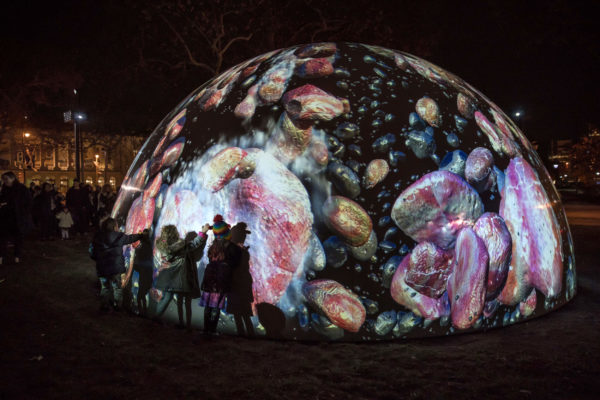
[91,217,145,312]
[200,238,233,335]
[56,206,74,240]
[153,223,210,330]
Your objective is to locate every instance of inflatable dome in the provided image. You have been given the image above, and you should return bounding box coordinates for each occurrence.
[112,43,576,340]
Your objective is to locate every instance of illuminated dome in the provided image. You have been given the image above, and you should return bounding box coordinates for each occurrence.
[112,43,575,340]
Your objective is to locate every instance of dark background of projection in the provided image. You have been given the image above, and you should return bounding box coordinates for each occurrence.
[114,43,574,340]
[1,0,599,153]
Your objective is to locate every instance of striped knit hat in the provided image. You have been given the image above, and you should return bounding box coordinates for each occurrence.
[212,214,231,240]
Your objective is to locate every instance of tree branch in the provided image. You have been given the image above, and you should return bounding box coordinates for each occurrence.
[159,14,215,74]
[221,33,253,56]
[215,33,253,73]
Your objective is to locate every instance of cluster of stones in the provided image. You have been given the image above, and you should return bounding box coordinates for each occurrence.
[113,42,568,340]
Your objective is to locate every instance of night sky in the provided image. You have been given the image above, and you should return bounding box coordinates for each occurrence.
[1,0,599,151]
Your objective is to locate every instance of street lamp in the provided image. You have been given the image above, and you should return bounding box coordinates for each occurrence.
[75,113,86,182]
[64,110,86,181]
[64,88,86,182]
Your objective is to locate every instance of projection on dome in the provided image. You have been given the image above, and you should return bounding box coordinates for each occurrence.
[112,43,576,341]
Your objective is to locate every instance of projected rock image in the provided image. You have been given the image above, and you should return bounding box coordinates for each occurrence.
[112,43,575,340]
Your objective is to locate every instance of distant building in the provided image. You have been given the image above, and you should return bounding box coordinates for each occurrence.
[548,139,574,184]
[0,129,145,192]
[548,125,600,186]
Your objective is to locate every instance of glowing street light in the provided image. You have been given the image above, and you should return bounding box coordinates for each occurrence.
[513,110,523,129]
[24,132,31,138]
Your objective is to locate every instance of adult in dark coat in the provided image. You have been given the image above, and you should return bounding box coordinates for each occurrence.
[92,185,101,227]
[80,184,93,232]
[66,179,88,235]
[0,172,32,264]
[31,186,43,227]
[37,183,56,240]
[98,184,116,217]
[130,233,154,316]
[226,222,255,336]
[91,218,145,310]
[154,224,209,330]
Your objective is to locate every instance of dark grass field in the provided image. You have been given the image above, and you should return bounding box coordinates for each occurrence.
[1,207,599,399]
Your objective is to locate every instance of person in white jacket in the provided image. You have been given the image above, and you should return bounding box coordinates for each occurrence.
[56,207,74,240]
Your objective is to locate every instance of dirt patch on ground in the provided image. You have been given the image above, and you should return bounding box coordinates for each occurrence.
[1,224,599,399]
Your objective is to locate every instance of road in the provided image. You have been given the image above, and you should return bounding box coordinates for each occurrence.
[564,201,600,226]
[564,201,600,299]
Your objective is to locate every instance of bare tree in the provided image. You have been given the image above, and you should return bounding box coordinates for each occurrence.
[138,0,257,75]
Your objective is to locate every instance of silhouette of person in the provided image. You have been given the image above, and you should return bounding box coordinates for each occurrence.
[226,222,255,337]
[131,231,154,316]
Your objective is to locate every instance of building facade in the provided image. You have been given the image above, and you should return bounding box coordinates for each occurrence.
[0,129,145,193]
[548,127,600,187]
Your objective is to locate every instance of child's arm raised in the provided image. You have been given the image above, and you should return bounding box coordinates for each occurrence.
[118,232,145,246]
[188,223,211,259]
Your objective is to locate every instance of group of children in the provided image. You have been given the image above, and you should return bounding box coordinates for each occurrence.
[91,214,244,335]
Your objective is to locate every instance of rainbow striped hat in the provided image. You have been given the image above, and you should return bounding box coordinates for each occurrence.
[212,214,231,240]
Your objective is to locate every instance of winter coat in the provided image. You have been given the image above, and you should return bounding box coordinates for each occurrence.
[154,233,207,297]
[98,192,116,213]
[132,235,154,294]
[201,261,232,293]
[66,187,87,210]
[224,241,242,271]
[92,231,143,277]
[0,182,32,236]
[225,245,254,316]
[56,211,74,228]
[37,191,54,217]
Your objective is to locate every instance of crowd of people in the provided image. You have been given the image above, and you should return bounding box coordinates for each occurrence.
[0,172,119,265]
[2,171,263,337]
[91,214,256,336]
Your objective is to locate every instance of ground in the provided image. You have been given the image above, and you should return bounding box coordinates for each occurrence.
[1,201,599,400]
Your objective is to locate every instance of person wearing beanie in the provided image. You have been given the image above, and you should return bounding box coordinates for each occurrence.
[211,214,240,270]
[212,214,231,241]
